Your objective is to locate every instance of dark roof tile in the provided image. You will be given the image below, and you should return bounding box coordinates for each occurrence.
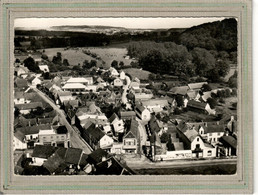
[32,145,57,159]
[64,148,83,165]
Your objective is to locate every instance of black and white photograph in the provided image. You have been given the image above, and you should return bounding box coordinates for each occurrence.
[13,17,238,176]
[0,0,253,194]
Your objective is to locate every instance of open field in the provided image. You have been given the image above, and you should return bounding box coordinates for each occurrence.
[83,47,133,68]
[43,48,95,66]
[43,47,133,68]
[122,68,151,81]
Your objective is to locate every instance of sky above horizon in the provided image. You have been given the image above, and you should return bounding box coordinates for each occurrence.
[14,17,227,29]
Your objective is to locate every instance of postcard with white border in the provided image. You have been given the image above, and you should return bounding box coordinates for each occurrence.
[0,0,252,194]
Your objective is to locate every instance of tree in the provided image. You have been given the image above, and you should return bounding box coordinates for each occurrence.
[33,106,44,116]
[63,59,69,66]
[191,47,215,77]
[23,57,40,73]
[52,52,62,65]
[217,90,226,98]
[225,88,231,97]
[231,88,237,96]
[126,93,135,102]
[166,137,174,151]
[211,92,217,99]
[174,107,182,115]
[130,61,139,68]
[15,58,20,63]
[42,72,50,80]
[72,65,81,71]
[207,97,217,109]
[219,98,225,103]
[89,60,97,68]
[175,95,184,107]
[41,54,48,60]
[160,133,170,143]
[111,60,118,69]
[216,60,230,77]
[14,108,20,117]
[201,84,212,92]
[148,73,156,81]
[232,102,237,109]
[45,107,53,112]
[119,61,124,68]
[228,77,237,88]
[82,60,89,69]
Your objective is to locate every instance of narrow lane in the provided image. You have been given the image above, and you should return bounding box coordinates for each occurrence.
[122,75,132,109]
[33,88,93,154]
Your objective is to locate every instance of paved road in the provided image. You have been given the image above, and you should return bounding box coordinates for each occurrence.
[126,157,237,170]
[122,75,132,110]
[33,88,93,154]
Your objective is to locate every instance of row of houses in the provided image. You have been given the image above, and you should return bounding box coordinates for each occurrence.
[147,116,237,161]
[26,145,135,175]
[14,124,70,150]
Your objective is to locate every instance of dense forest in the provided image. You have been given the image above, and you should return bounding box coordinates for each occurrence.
[15,28,184,49]
[127,18,237,81]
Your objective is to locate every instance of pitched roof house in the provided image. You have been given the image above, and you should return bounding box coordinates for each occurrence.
[109,113,125,135]
[197,124,225,143]
[66,77,93,85]
[15,102,43,114]
[13,130,27,150]
[135,103,151,121]
[176,127,216,158]
[148,115,165,136]
[31,145,57,166]
[188,82,208,91]
[42,148,67,174]
[123,119,140,154]
[169,86,189,96]
[64,148,83,165]
[39,65,49,73]
[14,66,29,76]
[141,99,169,113]
[82,122,113,150]
[219,136,237,156]
[187,100,216,115]
[119,110,136,120]
[113,78,123,87]
[14,77,28,90]
[62,83,86,92]
[28,76,43,87]
[109,67,119,76]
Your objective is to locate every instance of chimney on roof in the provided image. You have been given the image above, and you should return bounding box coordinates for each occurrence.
[231,116,235,121]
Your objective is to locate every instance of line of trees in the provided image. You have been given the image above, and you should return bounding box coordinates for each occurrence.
[127,41,232,82]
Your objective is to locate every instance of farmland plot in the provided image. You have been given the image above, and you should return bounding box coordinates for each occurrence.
[83,47,133,68]
[43,48,96,66]
[43,47,133,68]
